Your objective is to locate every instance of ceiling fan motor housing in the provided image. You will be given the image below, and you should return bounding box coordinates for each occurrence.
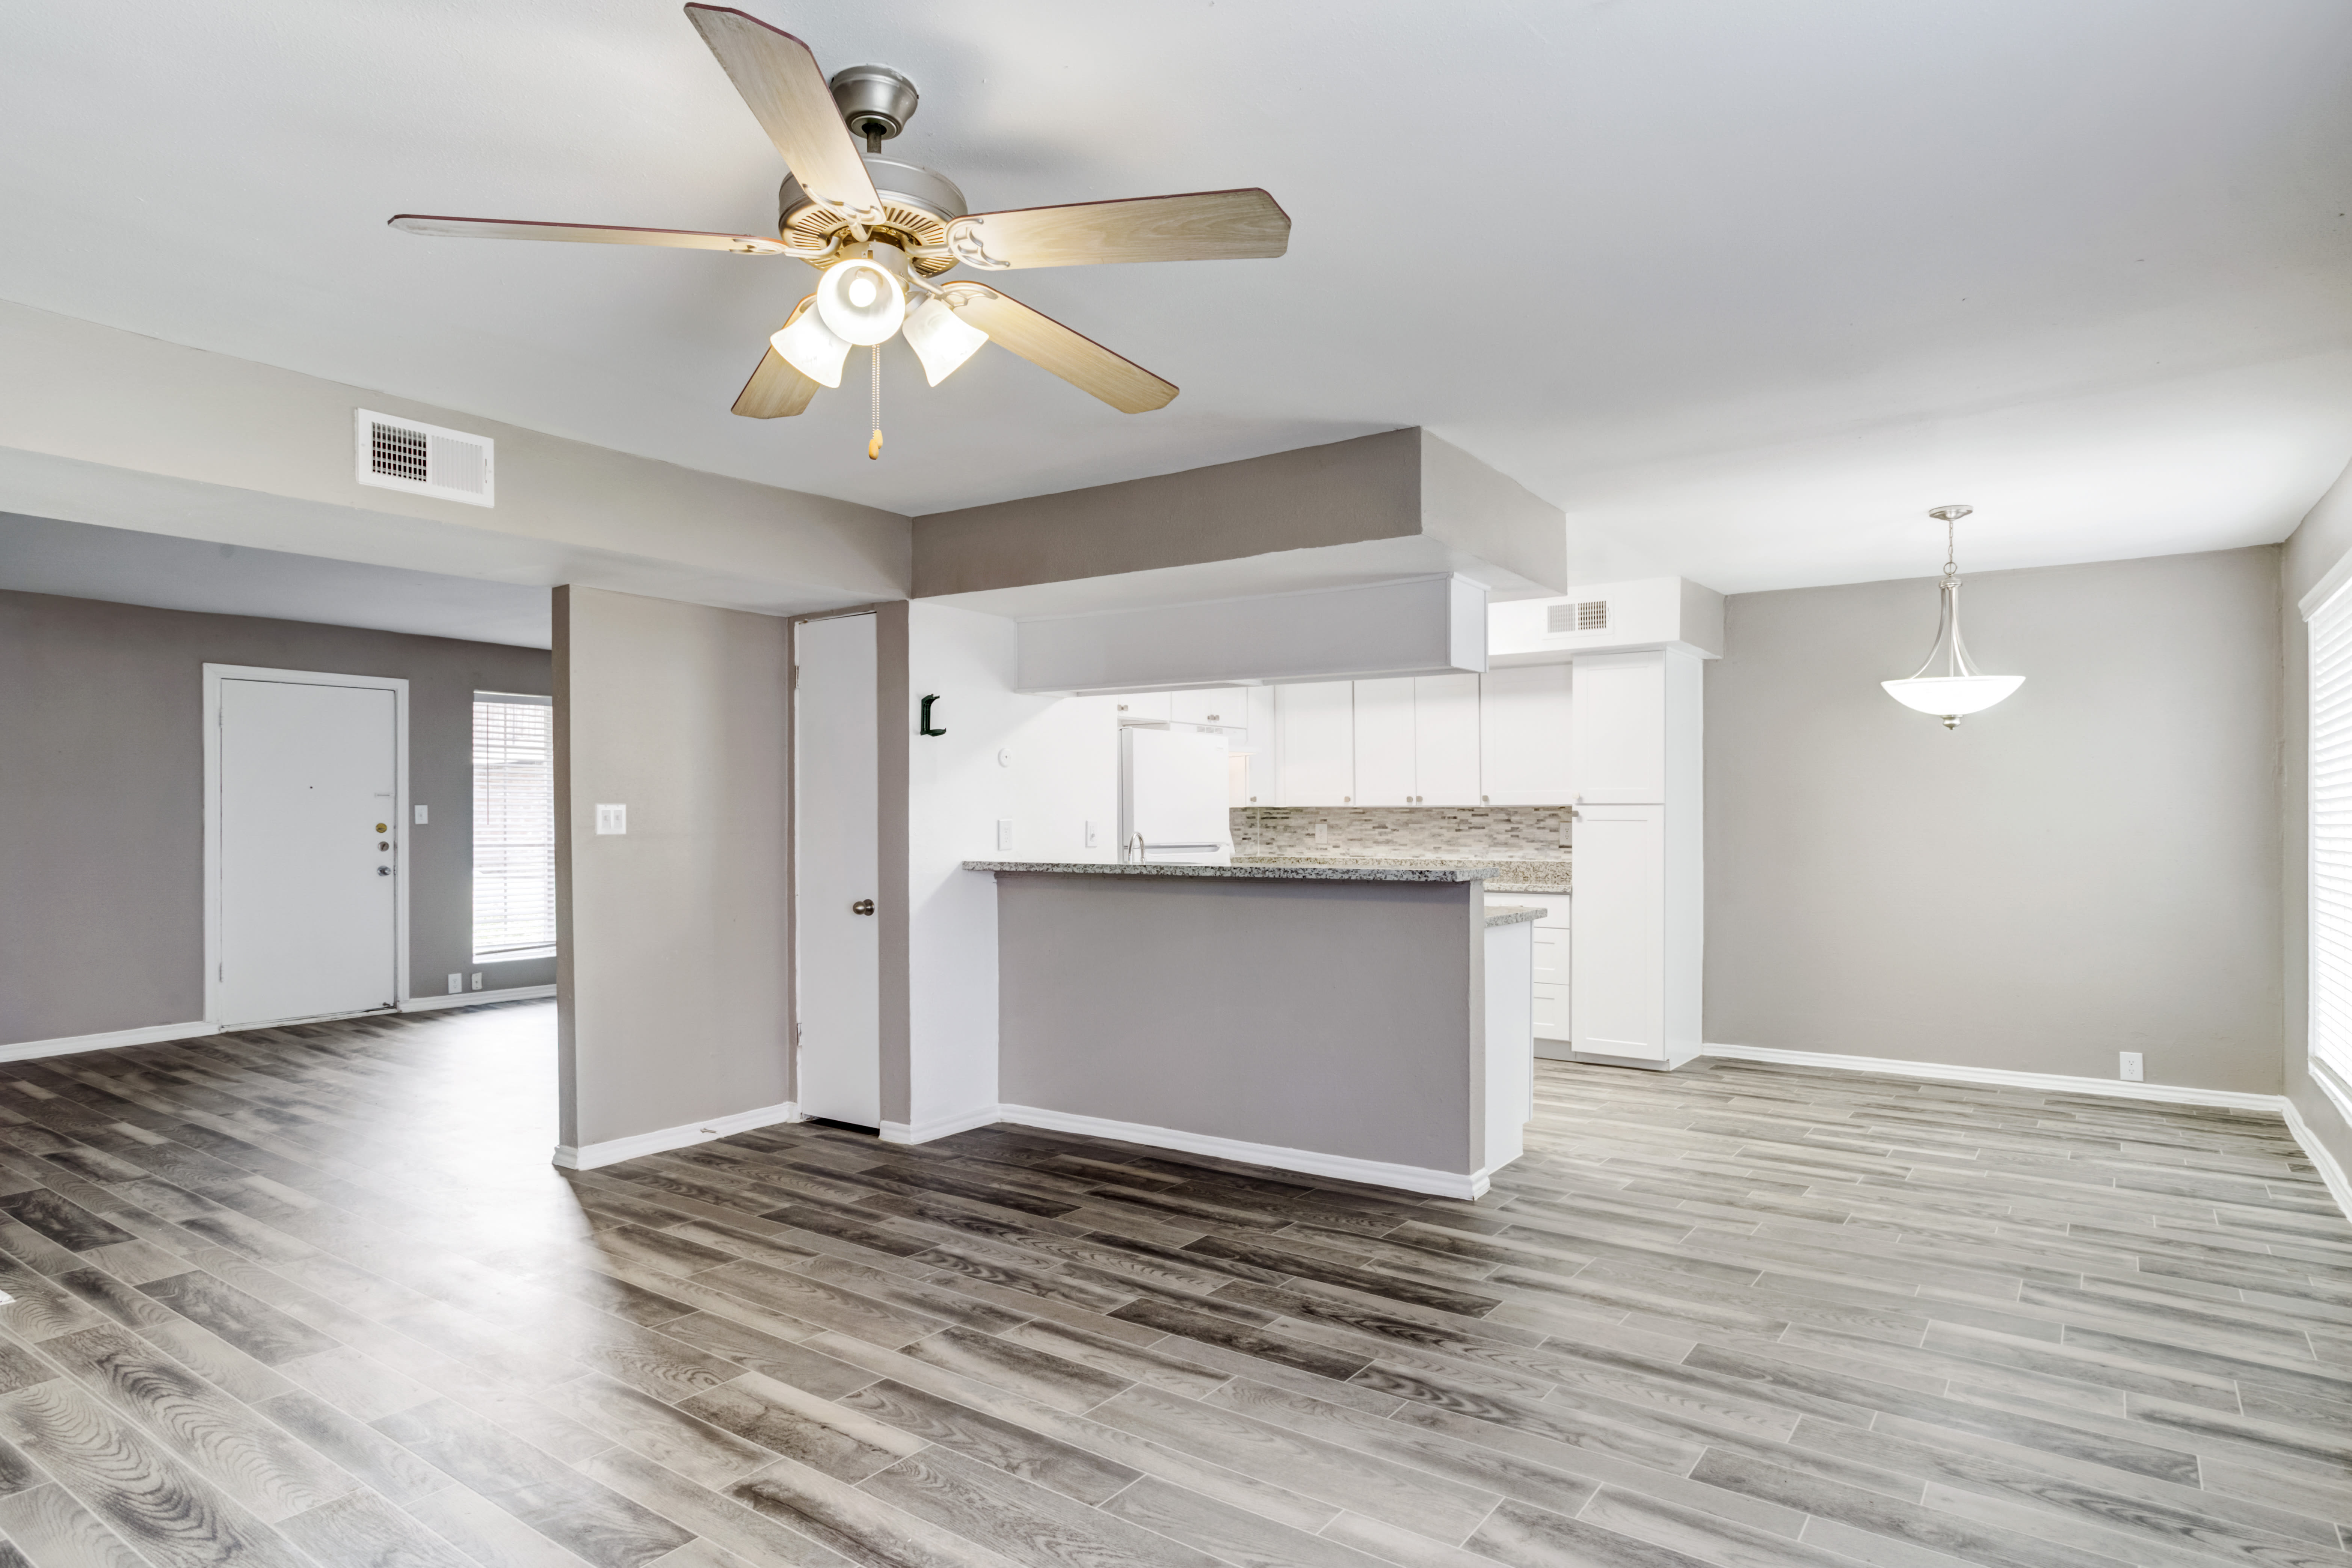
[779,155,968,276]
[829,64,919,145]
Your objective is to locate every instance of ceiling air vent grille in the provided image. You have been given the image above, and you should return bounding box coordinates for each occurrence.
[1548,600,1609,634]
[355,410,495,507]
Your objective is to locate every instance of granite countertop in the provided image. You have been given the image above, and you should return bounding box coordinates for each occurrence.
[1234,854,1570,895]
[1485,904,1543,927]
[963,860,1498,883]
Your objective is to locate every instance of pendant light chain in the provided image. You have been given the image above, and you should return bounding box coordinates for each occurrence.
[867,346,884,461]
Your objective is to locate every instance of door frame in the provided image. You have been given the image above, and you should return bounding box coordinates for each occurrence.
[787,607,883,1122]
[203,664,412,1028]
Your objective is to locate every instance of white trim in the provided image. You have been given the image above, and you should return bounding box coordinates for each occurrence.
[399,984,556,1013]
[204,664,411,1029]
[2299,545,2352,621]
[2282,1094,2352,1227]
[996,1103,1490,1200]
[1704,1042,2352,1224]
[1702,1042,2284,1109]
[552,1101,799,1171]
[879,1105,1005,1146]
[0,1021,219,1063]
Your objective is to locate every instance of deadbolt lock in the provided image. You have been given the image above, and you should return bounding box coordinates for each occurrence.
[377,866,392,877]
[851,899,876,916]
[374,822,387,833]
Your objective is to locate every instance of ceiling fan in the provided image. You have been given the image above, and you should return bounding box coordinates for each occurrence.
[390,5,1289,454]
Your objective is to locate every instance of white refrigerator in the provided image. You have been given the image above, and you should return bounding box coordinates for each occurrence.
[1119,726,1233,864]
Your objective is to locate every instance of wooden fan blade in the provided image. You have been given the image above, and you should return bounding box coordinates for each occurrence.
[388,215,788,254]
[683,5,882,227]
[943,284,1176,413]
[944,189,1289,270]
[733,347,820,417]
[732,297,822,417]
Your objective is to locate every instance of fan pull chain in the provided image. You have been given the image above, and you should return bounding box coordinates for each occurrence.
[867,345,883,461]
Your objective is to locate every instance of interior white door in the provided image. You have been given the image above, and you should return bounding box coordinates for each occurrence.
[1352,678,1416,805]
[794,613,881,1127]
[1275,682,1355,805]
[217,679,399,1026]
[1479,664,1573,805]
[1570,803,1665,1060]
[1413,674,1482,805]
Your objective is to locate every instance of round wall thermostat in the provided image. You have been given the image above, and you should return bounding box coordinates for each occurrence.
[996,747,1014,768]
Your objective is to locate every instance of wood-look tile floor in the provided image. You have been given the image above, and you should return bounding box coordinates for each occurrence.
[0,1003,2344,1568]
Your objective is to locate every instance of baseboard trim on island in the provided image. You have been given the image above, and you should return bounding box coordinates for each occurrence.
[996,1103,1493,1199]
[552,1100,799,1171]
[880,1106,1005,1146]
[401,985,556,1013]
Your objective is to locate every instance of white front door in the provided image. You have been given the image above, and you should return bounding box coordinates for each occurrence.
[217,678,400,1027]
[794,613,881,1127]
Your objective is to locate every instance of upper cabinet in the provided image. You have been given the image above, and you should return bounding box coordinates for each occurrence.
[1479,665,1572,805]
[1169,689,1248,732]
[1569,652,1667,803]
[1352,679,1416,804]
[1113,692,1173,724]
[1415,675,1483,805]
[1276,682,1355,805]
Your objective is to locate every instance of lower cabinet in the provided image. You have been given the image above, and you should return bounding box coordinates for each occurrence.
[1489,894,1571,1047]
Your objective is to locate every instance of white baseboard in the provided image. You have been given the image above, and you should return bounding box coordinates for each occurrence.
[1704,1041,2351,1224]
[400,984,555,1013]
[552,1100,798,1171]
[0,1020,219,1063]
[880,1105,1005,1145]
[996,1102,1490,1200]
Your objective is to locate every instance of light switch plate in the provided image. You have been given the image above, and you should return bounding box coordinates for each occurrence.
[2118,1051,2143,1082]
[996,818,1014,850]
[596,803,627,835]
[414,804,429,825]
[1084,820,1099,848]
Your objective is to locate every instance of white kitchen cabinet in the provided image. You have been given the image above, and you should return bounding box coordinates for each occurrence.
[1489,893,1570,1048]
[1170,688,1247,732]
[1569,653,1667,803]
[1235,687,1276,805]
[1352,679,1416,805]
[1570,804,1665,1061]
[1415,674,1482,805]
[1479,665,1572,805]
[1113,692,1172,724]
[1276,682,1354,805]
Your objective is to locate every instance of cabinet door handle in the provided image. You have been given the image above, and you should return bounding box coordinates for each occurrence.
[851,899,875,915]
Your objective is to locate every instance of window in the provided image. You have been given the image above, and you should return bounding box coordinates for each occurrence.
[2313,593,2352,1088]
[473,693,556,961]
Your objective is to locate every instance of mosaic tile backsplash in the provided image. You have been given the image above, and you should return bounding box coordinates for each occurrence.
[1232,806,1572,861]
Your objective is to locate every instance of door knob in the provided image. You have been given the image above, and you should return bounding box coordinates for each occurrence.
[851,899,875,915]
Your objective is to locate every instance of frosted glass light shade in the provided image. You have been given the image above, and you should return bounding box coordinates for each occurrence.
[771,299,850,387]
[817,257,906,345]
[1881,675,2024,718]
[903,297,988,385]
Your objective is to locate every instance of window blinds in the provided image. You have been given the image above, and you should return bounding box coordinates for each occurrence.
[473,696,556,961]
[2312,595,2352,1087]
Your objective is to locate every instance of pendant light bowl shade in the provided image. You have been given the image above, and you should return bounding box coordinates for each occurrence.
[1882,674,2024,723]
[903,296,988,385]
[771,296,850,387]
[817,256,907,345]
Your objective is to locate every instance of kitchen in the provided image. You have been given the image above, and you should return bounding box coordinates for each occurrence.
[958,575,1716,1198]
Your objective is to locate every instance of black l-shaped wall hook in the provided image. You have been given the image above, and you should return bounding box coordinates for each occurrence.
[919,694,946,736]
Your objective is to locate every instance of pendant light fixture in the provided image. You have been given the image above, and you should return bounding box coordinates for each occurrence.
[1881,505,2024,729]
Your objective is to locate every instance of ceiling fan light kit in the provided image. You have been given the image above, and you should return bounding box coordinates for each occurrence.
[1881,505,2026,729]
[387,3,1290,453]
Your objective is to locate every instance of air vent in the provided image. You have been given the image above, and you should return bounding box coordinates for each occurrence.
[1547,600,1609,634]
[355,410,495,507]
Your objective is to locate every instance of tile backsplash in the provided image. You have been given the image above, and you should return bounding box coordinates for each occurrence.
[1232,806,1572,862]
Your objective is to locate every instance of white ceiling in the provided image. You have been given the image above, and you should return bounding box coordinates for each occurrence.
[7,0,2351,593]
[0,512,553,646]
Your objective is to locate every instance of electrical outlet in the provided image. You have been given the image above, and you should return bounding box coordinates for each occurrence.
[996,818,1014,851]
[446,973,462,995]
[1313,822,1329,843]
[470,973,483,991]
[2119,1051,2144,1082]
[595,803,627,835]
[1084,820,1099,848]
[414,804,429,825]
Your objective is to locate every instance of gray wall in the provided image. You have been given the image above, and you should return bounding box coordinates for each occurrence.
[1706,546,2283,1093]
[554,586,791,1151]
[0,587,552,1046]
[2281,465,2352,1180]
[995,874,1484,1173]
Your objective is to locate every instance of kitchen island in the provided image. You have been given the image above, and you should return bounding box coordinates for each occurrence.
[965,861,1536,1197]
